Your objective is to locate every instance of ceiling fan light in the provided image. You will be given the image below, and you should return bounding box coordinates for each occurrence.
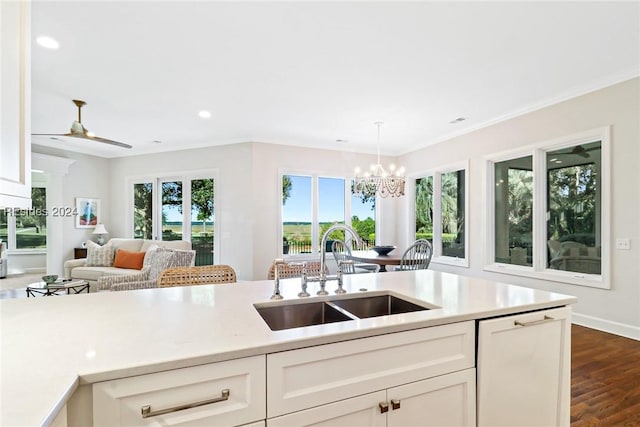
[86,131,95,137]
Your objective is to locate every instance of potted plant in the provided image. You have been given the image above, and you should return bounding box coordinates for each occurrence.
[283,236,290,254]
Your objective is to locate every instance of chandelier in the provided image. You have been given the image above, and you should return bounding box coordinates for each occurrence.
[353,122,406,198]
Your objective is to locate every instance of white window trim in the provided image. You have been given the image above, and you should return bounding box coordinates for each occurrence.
[4,179,48,253]
[483,126,610,289]
[279,168,378,259]
[125,168,219,264]
[409,160,469,268]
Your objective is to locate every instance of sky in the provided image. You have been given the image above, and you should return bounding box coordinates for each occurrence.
[283,175,374,222]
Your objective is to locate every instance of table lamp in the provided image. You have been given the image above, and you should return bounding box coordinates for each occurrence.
[93,223,109,245]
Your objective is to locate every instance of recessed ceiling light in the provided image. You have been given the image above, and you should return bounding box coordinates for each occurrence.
[36,36,59,50]
[449,117,466,124]
[336,139,348,143]
[152,140,162,144]
[198,110,211,119]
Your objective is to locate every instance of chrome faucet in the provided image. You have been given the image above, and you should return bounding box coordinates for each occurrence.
[271,258,287,300]
[308,223,363,295]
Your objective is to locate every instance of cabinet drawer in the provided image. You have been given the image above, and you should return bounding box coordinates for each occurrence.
[93,355,266,427]
[267,321,474,417]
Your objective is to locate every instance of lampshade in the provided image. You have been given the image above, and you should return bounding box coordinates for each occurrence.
[93,224,108,235]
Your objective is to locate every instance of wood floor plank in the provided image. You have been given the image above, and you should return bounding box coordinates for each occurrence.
[571,325,640,426]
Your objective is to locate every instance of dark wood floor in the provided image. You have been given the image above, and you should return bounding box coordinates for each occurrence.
[571,325,640,426]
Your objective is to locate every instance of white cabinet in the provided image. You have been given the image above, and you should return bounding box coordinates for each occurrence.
[477,306,571,427]
[267,321,475,426]
[0,0,31,208]
[267,321,475,419]
[267,369,476,427]
[93,355,266,427]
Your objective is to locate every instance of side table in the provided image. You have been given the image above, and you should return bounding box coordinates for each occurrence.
[74,247,88,259]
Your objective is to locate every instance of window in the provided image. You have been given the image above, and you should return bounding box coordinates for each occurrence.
[129,173,216,266]
[494,156,533,266]
[414,164,468,265]
[0,186,47,251]
[486,128,609,288]
[282,173,375,255]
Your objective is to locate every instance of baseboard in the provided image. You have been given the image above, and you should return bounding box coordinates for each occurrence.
[23,267,47,274]
[573,312,640,341]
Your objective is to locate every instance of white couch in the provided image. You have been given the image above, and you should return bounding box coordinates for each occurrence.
[64,238,192,291]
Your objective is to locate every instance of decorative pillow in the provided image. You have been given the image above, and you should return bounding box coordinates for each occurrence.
[85,241,115,267]
[143,244,160,267]
[113,249,146,270]
[145,250,176,280]
[152,247,196,268]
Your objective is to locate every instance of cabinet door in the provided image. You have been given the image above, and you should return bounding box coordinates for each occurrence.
[477,306,571,427]
[93,355,265,427]
[267,390,386,427]
[0,0,31,208]
[387,369,476,427]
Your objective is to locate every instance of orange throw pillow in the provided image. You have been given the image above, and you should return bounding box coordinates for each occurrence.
[113,249,146,270]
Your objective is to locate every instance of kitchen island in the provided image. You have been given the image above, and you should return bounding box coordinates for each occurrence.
[0,270,576,426]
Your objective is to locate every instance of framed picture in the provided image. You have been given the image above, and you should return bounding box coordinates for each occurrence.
[75,198,100,228]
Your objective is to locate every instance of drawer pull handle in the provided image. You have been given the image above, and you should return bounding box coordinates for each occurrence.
[379,402,389,413]
[391,399,401,410]
[141,388,230,418]
[514,315,554,327]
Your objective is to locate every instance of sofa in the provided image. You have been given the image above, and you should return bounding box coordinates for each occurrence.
[64,238,193,292]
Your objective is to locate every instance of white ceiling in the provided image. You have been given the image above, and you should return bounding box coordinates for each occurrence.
[31,1,640,159]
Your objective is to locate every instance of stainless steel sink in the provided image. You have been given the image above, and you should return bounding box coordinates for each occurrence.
[255,301,355,331]
[330,294,429,318]
[255,292,433,331]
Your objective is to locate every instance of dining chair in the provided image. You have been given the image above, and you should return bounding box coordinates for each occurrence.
[267,261,326,280]
[395,239,433,271]
[332,240,378,273]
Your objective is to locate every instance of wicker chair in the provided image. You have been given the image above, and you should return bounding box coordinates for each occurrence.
[267,261,326,280]
[158,265,237,287]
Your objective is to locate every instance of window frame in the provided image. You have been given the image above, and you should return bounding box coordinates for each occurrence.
[409,160,469,267]
[279,169,378,259]
[483,126,610,289]
[2,177,48,254]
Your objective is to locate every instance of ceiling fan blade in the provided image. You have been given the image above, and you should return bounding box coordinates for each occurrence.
[31,133,70,136]
[86,134,132,149]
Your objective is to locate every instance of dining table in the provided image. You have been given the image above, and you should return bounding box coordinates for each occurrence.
[348,250,404,272]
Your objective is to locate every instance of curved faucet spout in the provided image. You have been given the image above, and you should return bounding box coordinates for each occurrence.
[319,224,363,283]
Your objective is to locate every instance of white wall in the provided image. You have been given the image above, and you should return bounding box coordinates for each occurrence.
[398,77,640,339]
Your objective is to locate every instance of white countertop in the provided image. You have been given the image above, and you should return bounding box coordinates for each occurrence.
[0,270,576,426]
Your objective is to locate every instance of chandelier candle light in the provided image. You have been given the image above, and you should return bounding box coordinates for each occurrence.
[353,122,406,198]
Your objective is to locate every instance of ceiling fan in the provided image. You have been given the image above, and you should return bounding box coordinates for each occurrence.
[32,99,132,149]
[554,144,599,159]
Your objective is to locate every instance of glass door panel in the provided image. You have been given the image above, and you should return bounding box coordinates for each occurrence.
[161,180,183,241]
[191,178,214,266]
[133,183,153,239]
[318,177,345,251]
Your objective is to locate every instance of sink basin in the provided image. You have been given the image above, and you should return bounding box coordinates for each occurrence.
[256,301,355,331]
[331,294,429,318]
[255,292,433,331]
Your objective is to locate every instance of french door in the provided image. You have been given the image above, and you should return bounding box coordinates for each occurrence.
[132,174,215,266]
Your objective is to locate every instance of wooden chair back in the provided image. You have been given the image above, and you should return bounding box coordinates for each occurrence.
[398,239,433,271]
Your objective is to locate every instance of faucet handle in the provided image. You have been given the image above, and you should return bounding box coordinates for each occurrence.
[336,260,354,294]
[298,262,310,297]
